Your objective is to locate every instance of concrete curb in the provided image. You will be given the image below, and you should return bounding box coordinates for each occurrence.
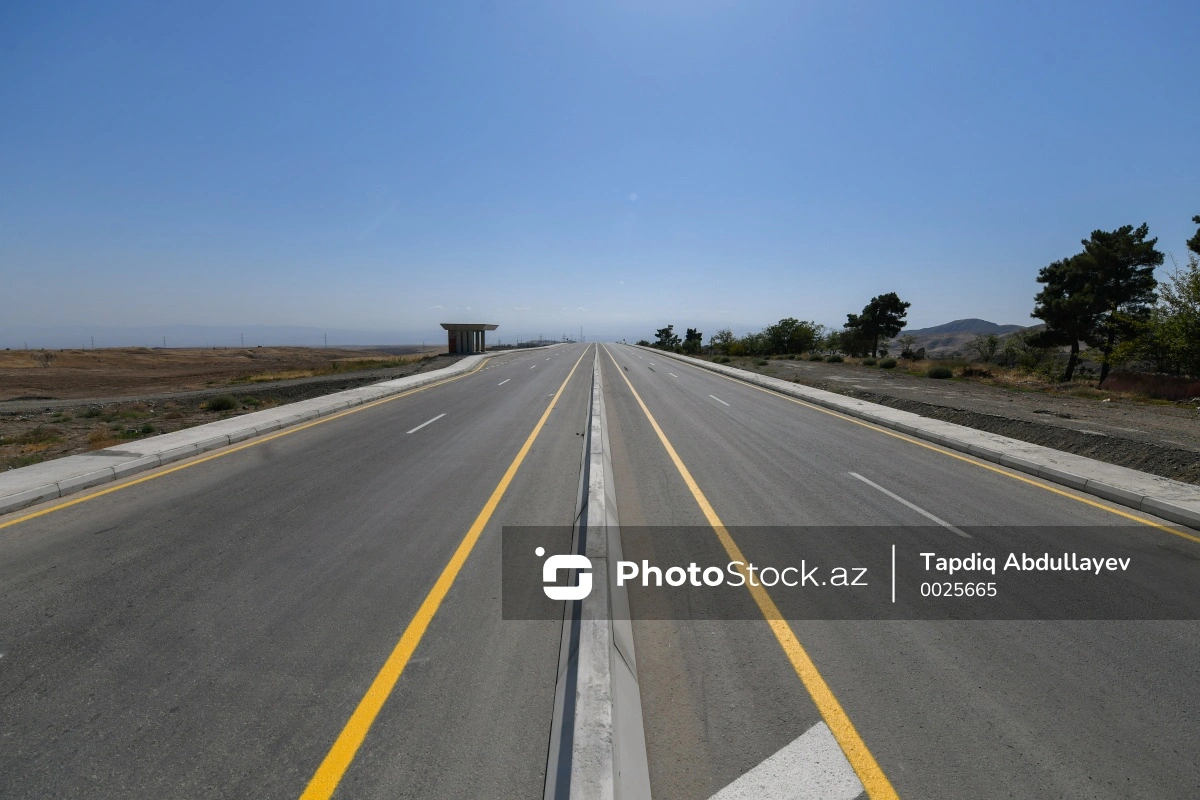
[634,346,1200,531]
[545,347,651,800]
[0,352,502,517]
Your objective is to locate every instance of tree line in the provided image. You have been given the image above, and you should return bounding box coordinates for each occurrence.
[1031,217,1200,381]
[643,292,914,358]
[642,215,1200,382]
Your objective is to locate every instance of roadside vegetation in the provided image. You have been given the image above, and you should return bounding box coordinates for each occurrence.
[1,347,452,472]
[228,355,424,384]
[640,215,1200,402]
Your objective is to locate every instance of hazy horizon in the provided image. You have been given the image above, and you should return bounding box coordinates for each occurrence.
[1,314,1041,350]
[3,2,1197,341]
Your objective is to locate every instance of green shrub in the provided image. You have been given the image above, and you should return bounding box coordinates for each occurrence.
[826,354,844,363]
[808,354,824,361]
[6,453,45,469]
[880,358,897,369]
[787,354,796,360]
[82,407,102,418]
[862,358,877,366]
[16,426,62,445]
[207,395,237,412]
[754,359,769,366]
[927,365,953,379]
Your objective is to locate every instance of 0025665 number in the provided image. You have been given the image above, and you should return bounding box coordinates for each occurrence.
[920,582,997,597]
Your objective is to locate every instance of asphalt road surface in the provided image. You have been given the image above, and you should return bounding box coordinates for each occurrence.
[599,343,1200,800]
[2,342,1197,799]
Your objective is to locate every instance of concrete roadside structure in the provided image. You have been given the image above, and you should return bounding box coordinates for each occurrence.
[440,323,498,354]
[634,345,1200,530]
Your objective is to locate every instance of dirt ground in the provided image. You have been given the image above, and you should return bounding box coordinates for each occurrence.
[0,344,441,403]
[708,355,1200,485]
[0,345,455,472]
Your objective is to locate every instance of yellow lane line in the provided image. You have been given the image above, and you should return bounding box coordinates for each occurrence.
[299,345,590,800]
[0,358,498,532]
[642,347,1199,545]
[602,345,898,799]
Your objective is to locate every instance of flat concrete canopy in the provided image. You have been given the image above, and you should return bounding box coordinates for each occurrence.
[440,323,499,354]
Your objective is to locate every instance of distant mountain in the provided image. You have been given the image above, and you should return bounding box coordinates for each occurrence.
[904,318,1025,337]
[897,318,1029,355]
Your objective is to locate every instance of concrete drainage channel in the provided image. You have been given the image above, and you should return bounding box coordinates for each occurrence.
[544,349,652,799]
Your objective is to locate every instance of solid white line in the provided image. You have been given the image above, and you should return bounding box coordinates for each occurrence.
[406,413,446,434]
[709,395,730,406]
[848,472,970,538]
[498,379,510,386]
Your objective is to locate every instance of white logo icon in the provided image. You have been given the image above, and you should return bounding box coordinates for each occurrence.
[537,546,592,600]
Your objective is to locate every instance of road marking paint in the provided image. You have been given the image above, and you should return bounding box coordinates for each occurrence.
[603,345,898,800]
[406,414,446,434]
[637,346,1200,545]
[709,395,730,406]
[531,365,537,369]
[299,345,591,800]
[849,472,970,538]
[669,373,678,378]
[498,379,510,386]
[0,358,495,531]
[709,721,863,799]
[649,362,655,366]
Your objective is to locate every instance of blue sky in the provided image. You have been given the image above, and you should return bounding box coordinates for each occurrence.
[2,1,1198,346]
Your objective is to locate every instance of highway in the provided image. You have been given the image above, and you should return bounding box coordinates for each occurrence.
[599,343,1200,799]
[0,346,589,799]
[2,341,1198,798]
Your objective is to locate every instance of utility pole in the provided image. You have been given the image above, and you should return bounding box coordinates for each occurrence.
[324,332,328,348]
[240,333,244,347]
[90,335,94,349]
[163,336,166,348]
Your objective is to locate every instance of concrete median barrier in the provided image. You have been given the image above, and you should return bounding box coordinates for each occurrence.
[544,349,652,800]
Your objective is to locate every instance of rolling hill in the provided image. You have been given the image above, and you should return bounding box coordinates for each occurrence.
[898,318,1029,355]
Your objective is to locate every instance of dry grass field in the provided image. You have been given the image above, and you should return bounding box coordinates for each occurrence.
[0,345,441,402]
[0,345,449,471]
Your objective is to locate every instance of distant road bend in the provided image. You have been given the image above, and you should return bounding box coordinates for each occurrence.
[2,342,1198,799]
